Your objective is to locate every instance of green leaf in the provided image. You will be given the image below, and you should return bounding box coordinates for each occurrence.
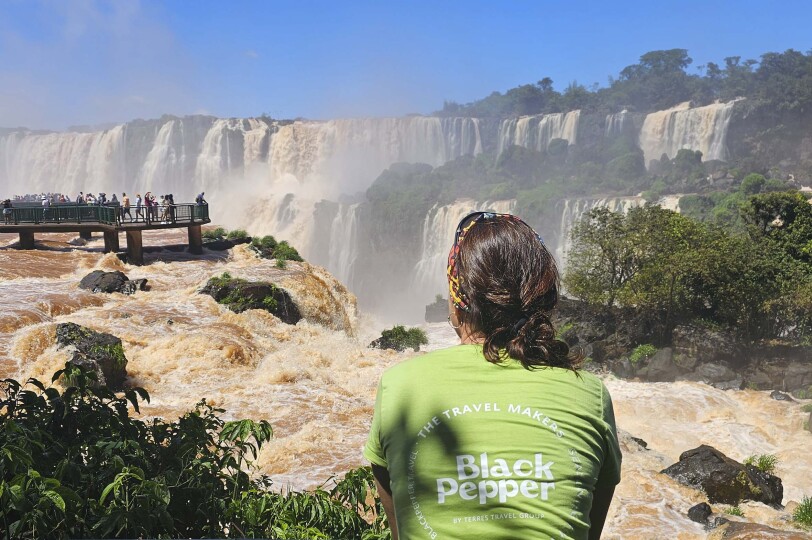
[43,490,66,512]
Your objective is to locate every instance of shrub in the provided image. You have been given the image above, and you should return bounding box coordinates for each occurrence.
[725,505,745,517]
[226,229,249,240]
[630,344,657,364]
[801,403,812,413]
[0,365,388,539]
[744,454,778,474]
[273,241,303,262]
[203,227,227,240]
[794,495,812,528]
[250,236,305,263]
[372,325,429,352]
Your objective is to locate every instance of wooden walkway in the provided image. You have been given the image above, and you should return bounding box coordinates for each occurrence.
[0,203,211,265]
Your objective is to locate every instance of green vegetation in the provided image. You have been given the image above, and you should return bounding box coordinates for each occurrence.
[744,454,779,475]
[203,227,227,240]
[226,229,249,240]
[629,344,657,364]
[725,505,745,517]
[564,199,812,342]
[372,325,429,352]
[0,365,388,539]
[439,48,812,119]
[795,496,812,528]
[250,235,304,263]
[801,403,812,413]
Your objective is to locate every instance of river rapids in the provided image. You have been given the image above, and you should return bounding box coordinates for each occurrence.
[0,231,810,539]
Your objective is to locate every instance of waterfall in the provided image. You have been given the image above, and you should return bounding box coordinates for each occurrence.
[327,203,360,286]
[412,199,516,305]
[0,115,481,202]
[638,100,739,167]
[497,110,580,154]
[605,110,631,137]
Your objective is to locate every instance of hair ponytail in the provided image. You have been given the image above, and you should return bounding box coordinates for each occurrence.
[456,217,580,371]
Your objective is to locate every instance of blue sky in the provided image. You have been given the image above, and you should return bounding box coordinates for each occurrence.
[1,0,810,130]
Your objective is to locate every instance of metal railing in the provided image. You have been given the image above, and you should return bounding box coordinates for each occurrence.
[1,203,208,227]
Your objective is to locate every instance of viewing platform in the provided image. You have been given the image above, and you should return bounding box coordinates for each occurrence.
[0,203,210,265]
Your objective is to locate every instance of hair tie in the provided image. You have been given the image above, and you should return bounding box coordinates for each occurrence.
[510,317,528,336]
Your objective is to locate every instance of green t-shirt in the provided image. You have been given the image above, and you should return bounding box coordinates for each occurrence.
[364,344,621,540]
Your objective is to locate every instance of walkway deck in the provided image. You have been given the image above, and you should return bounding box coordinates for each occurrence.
[0,203,211,265]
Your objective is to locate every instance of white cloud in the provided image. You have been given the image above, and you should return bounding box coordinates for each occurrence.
[244,49,259,59]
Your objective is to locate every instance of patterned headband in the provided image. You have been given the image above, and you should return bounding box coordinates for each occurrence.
[446,212,543,312]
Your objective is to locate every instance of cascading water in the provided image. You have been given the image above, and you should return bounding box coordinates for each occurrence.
[326,203,360,287]
[0,115,482,202]
[412,199,515,305]
[638,100,739,167]
[497,110,581,154]
[605,110,631,137]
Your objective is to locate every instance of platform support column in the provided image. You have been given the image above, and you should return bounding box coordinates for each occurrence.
[79,231,92,240]
[18,231,34,249]
[103,231,120,253]
[188,224,203,254]
[126,230,143,265]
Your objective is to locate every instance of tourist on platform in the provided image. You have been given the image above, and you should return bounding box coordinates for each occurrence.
[121,193,132,222]
[365,212,621,540]
[2,199,12,224]
[196,192,207,206]
[144,192,154,223]
[167,194,176,222]
[77,192,84,204]
[40,195,50,222]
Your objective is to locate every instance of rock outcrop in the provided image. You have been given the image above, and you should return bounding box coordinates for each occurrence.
[661,445,783,505]
[79,270,147,295]
[55,322,128,389]
[200,273,301,325]
[424,296,448,323]
[687,502,712,524]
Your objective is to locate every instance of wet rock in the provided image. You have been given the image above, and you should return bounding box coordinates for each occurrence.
[55,322,128,389]
[647,348,686,382]
[610,357,635,379]
[708,521,810,539]
[661,445,783,505]
[200,274,301,325]
[672,325,740,366]
[79,270,147,295]
[630,436,648,449]
[687,502,712,524]
[424,296,448,323]
[203,237,252,251]
[706,515,729,530]
[770,390,794,402]
[682,363,742,390]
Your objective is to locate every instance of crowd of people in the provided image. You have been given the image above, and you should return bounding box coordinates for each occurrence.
[1,191,207,226]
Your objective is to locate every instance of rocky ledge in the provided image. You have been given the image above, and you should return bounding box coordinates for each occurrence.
[79,270,147,295]
[55,322,128,389]
[200,272,301,325]
[554,298,812,396]
[662,445,783,506]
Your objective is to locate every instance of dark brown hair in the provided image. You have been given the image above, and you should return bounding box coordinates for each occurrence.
[456,217,579,370]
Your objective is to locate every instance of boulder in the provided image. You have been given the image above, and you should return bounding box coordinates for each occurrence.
[672,325,740,366]
[708,521,810,539]
[79,270,147,295]
[687,502,712,524]
[661,445,783,505]
[424,296,448,323]
[769,390,794,402]
[200,275,301,325]
[203,237,253,251]
[647,348,686,382]
[610,357,635,379]
[683,363,743,390]
[55,322,128,389]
